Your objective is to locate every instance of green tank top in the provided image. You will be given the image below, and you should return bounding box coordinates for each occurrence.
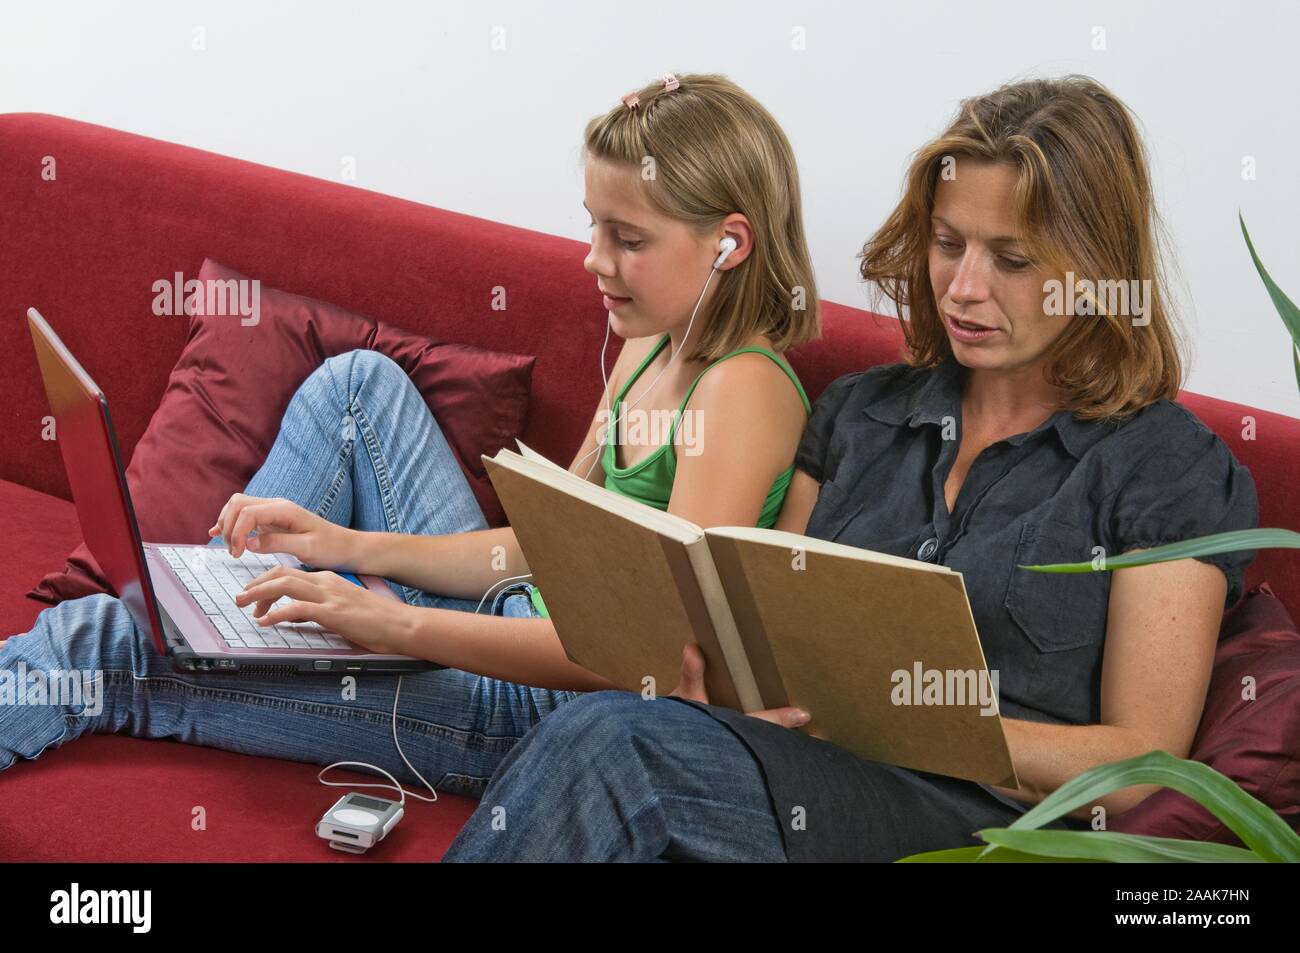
[602,333,812,527]
[528,335,811,621]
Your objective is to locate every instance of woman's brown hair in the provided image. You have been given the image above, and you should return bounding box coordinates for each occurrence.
[860,74,1184,419]
[584,72,820,362]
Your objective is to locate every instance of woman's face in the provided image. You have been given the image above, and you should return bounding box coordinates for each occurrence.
[582,156,723,341]
[928,161,1067,374]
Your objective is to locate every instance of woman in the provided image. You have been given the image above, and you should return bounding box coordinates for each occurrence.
[440,75,1260,861]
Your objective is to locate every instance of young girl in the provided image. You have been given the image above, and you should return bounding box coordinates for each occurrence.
[0,73,820,801]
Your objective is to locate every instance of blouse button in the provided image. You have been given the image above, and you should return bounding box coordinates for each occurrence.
[917,536,939,561]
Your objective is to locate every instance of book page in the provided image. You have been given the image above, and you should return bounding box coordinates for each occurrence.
[514,439,569,475]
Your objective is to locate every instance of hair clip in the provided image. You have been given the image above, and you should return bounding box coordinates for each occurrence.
[621,92,640,110]
[661,73,680,92]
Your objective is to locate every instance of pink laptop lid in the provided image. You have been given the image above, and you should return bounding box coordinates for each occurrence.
[26,307,167,654]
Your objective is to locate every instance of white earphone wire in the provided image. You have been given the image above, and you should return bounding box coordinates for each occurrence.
[317,571,536,808]
[318,674,438,805]
[575,241,734,480]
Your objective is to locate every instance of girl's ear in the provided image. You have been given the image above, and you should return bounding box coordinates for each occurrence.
[716,213,754,270]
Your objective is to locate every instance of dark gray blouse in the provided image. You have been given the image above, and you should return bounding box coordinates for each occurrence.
[681,352,1260,860]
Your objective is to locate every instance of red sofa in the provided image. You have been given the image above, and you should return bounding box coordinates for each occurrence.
[2,114,1297,862]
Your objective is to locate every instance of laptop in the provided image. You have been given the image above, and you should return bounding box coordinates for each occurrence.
[27,307,439,675]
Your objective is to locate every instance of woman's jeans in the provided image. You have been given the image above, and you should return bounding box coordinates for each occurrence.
[441,691,1061,863]
[0,349,579,799]
[444,692,791,861]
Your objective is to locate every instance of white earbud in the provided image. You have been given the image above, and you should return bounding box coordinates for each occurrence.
[713,235,738,269]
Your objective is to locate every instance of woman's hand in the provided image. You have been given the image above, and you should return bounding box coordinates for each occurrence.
[670,642,814,731]
[235,565,415,656]
[210,493,358,568]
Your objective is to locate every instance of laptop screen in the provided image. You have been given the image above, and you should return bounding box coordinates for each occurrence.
[26,308,166,653]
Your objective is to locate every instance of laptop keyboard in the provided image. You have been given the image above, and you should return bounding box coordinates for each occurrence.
[158,546,352,651]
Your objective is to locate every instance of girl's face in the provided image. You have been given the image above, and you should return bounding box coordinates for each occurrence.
[582,156,725,341]
[928,161,1068,374]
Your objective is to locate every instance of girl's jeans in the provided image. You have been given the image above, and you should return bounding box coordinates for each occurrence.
[0,349,579,799]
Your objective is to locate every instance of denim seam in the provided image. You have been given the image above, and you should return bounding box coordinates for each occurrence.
[314,430,355,522]
[104,671,519,754]
[609,790,785,862]
[350,398,400,533]
[656,791,789,861]
[604,793,665,862]
[349,395,427,607]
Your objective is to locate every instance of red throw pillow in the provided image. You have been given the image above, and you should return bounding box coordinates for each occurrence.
[29,258,533,604]
[1109,582,1300,842]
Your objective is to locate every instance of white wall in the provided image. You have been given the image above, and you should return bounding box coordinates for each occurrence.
[4,0,1298,418]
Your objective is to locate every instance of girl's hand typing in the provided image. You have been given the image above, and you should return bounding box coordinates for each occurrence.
[210,493,358,568]
[235,565,415,656]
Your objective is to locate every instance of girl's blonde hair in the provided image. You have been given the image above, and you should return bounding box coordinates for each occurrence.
[860,74,1185,419]
[584,72,820,362]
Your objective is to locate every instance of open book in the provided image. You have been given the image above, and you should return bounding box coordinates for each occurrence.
[483,442,1017,787]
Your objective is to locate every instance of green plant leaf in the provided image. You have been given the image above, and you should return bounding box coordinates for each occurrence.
[979,828,1263,863]
[1019,528,1300,573]
[895,844,1100,863]
[991,751,1300,862]
[1241,211,1300,393]
[896,845,989,862]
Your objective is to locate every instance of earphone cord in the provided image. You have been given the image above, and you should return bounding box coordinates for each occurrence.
[316,571,535,806]
[575,261,721,481]
[317,676,437,806]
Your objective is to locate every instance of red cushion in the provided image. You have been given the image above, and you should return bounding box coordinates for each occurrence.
[28,259,534,605]
[1109,582,1300,841]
